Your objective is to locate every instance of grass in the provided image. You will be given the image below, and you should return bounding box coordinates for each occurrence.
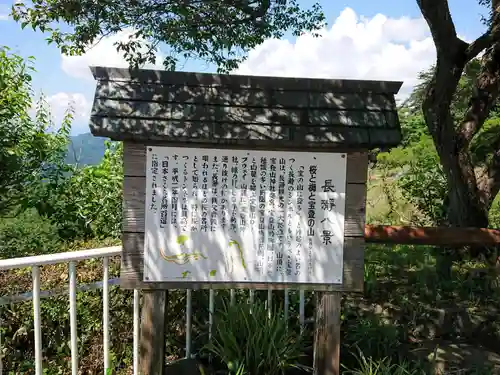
[341,243,500,374]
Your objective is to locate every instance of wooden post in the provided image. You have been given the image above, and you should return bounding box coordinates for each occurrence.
[313,292,341,375]
[140,290,168,375]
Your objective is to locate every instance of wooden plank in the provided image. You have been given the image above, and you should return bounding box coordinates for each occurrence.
[140,290,168,375]
[90,66,403,94]
[344,183,366,237]
[95,81,395,111]
[124,142,147,177]
[294,126,370,146]
[124,143,368,181]
[308,109,390,127]
[346,152,368,184]
[119,136,370,153]
[364,225,500,246]
[92,98,399,130]
[313,292,341,375]
[90,117,292,142]
[92,116,396,147]
[91,99,304,125]
[96,81,309,108]
[123,176,365,237]
[309,92,395,111]
[120,232,364,292]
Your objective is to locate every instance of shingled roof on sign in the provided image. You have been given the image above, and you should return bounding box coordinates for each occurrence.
[89,66,403,149]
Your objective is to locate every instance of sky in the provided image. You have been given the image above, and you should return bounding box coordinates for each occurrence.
[0,0,489,135]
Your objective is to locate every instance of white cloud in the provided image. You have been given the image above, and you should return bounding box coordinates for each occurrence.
[47,92,89,118]
[61,28,164,81]
[233,7,437,100]
[46,92,91,133]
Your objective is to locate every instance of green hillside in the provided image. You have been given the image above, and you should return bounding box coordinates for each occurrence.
[65,133,108,165]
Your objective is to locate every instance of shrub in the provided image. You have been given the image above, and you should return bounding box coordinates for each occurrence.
[343,350,425,375]
[0,209,60,258]
[31,141,123,240]
[202,299,311,375]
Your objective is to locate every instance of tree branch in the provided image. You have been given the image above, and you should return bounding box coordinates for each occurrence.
[458,29,500,146]
[465,32,492,61]
[416,0,462,59]
[223,0,272,19]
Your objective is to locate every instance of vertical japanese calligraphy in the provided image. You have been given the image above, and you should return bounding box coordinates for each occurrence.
[144,147,347,285]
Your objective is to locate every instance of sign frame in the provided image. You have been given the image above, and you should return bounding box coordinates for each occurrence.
[121,142,368,292]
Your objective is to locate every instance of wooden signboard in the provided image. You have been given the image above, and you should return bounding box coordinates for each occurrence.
[89,66,403,375]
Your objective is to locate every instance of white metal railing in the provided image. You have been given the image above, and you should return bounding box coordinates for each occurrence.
[0,246,309,375]
[0,246,136,375]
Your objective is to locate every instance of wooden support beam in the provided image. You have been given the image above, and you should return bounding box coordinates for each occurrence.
[313,292,341,375]
[140,290,168,375]
[364,225,500,246]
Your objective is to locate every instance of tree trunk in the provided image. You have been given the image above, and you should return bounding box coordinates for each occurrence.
[416,0,500,280]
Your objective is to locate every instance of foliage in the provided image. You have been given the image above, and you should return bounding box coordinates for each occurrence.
[202,299,311,375]
[0,209,60,259]
[397,136,448,226]
[11,0,325,73]
[27,141,123,240]
[376,112,448,226]
[343,350,425,375]
[0,46,72,216]
[470,116,500,167]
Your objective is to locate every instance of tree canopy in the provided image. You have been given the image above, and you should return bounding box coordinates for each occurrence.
[11,0,325,72]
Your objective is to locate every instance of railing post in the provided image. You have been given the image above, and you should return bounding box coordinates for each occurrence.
[103,257,110,373]
[299,289,305,330]
[133,289,140,375]
[32,265,42,375]
[284,289,289,324]
[313,292,341,375]
[0,307,3,375]
[185,289,192,358]
[140,291,168,375]
[267,289,272,319]
[69,261,78,375]
[230,289,235,306]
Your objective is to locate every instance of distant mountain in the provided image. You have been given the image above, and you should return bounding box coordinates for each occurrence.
[65,133,109,166]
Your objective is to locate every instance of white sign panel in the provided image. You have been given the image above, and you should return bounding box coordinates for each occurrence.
[143,146,346,285]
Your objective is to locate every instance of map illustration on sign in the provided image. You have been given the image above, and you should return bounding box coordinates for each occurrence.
[143,146,346,284]
[158,235,247,279]
[159,235,208,265]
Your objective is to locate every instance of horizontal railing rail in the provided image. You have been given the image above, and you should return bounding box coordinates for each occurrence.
[0,277,121,306]
[0,246,122,270]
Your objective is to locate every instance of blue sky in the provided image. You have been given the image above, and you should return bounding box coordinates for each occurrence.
[0,0,488,135]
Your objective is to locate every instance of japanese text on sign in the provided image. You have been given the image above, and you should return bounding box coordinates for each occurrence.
[144,147,347,285]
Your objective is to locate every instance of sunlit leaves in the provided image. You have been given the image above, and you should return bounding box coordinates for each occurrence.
[11,0,325,72]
